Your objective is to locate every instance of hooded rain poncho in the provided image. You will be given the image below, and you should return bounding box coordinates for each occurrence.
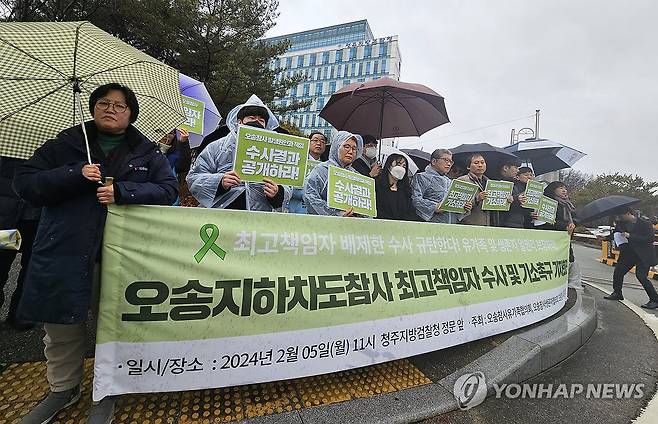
[186,95,291,210]
[303,131,363,216]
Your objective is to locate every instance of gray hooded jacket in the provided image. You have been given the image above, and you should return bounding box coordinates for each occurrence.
[303,131,363,216]
[411,165,458,224]
[186,95,291,210]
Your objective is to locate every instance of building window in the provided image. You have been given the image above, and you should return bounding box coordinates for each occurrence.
[322,51,330,64]
[317,67,322,80]
[297,55,304,67]
[324,129,331,139]
[351,62,356,76]
[364,45,372,58]
[309,53,316,66]
[365,61,371,75]
[379,42,388,57]
[381,60,387,73]
[312,114,317,127]
[335,50,343,63]
[330,66,335,79]
[373,61,379,74]
[315,82,323,95]
[291,86,297,97]
[358,62,363,76]
[286,57,292,69]
[329,81,336,93]
[317,98,325,111]
[357,77,365,83]
[349,47,357,60]
[305,103,311,112]
[303,84,310,96]
[343,79,351,87]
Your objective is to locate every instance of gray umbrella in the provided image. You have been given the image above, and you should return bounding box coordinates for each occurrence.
[503,138,586,175]
[578,195,641,223]
[319,77,449,154]
[450,142,519,177]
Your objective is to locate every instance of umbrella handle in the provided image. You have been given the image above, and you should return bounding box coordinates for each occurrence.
[74,90,93,165]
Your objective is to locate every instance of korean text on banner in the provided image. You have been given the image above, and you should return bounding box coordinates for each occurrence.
[234,126,310,188]
[522,180,546,209]
[93,205,570,401]
[482,180,514,212]
[179,95,205,135]
[537,195,558,224]
[438,179,479,213]
[327,165,377,217]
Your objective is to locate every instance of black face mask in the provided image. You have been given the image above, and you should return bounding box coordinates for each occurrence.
[243,120,265,129]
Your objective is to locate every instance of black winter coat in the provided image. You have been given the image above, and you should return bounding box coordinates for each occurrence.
[627,218,658,267]
[0,157,40,229]
[13,122,178,324]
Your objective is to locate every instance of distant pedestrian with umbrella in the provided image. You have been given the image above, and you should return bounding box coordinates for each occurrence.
[603,207,658,309]
[14,83,178,424]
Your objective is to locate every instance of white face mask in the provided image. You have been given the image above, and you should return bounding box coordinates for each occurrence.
[390,165,406,180]
[364,146,377,160]
[157,142,171,154]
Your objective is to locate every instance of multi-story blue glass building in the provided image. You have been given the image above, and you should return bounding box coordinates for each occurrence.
[264,20,402,140]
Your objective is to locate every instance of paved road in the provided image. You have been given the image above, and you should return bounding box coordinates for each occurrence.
[574,243,658,315]
[423,243,658,424]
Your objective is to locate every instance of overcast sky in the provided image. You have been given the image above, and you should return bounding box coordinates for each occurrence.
[266,0,658,181]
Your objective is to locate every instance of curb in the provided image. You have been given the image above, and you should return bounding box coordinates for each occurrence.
[241,288,598,424]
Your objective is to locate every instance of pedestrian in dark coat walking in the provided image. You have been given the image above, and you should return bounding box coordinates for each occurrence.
[604,207,658,309]
[14,83,178,424]
[0,156,40,330]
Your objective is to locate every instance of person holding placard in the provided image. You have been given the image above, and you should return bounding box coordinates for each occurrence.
[287,131,327,214]
[540,181,577,261]
[411,149,472,224]
[187,95,290,211]
[457,153,495,226]
[498,159,532,228]
[304,131,364,217]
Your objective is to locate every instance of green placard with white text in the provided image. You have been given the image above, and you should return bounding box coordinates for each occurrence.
[522,180,545,209]
[180,95,205,135]
[482,180,514,211]
[439,179,479,213]
[537,195,558,224]
[234,126,310,188]
[327,165,376,217]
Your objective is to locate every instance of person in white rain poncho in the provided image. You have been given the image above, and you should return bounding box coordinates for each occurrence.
[411,148,472,224]
[303,131,363,217]
[186,95,291,211]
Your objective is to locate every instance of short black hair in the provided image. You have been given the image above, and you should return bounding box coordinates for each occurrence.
[465,153,485,167]
[618,206,634,215]
[543,181,567,198]
[309,131,327,141]
[237,105,269,124]
[89,83,139,123]
[517,166,534,175]
[362,134,378,145]
[500,157,522,168]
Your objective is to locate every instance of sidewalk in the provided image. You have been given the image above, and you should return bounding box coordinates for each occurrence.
[1,285,596,424]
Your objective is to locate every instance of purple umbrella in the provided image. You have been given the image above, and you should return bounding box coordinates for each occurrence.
[179,73,222,148]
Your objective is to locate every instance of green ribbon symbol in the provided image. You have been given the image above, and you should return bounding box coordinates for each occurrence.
[194,223,226,263]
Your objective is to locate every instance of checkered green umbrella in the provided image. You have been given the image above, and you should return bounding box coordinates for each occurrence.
[0,21,185,160]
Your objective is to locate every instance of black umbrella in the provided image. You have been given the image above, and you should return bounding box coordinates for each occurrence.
[400,148,431,170]
[578,195,641,223]
[449,142,519,177]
